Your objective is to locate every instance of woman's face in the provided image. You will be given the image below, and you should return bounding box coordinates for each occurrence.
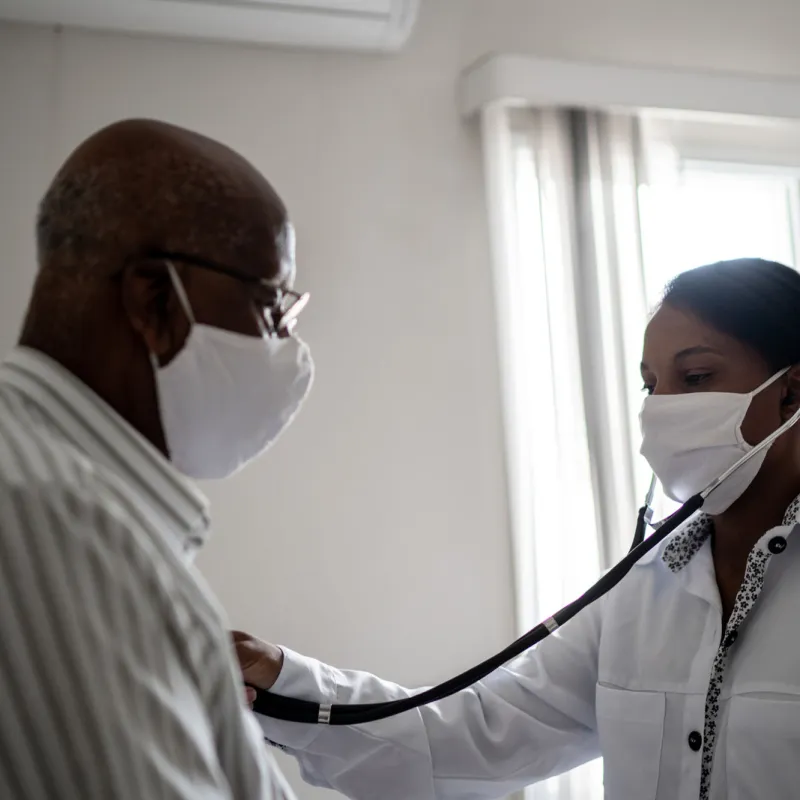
[641,303,787,449]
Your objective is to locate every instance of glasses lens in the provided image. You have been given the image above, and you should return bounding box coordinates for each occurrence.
[278,292,310,334]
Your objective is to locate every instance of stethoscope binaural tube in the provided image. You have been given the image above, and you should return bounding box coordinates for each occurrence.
[251,406,800,727]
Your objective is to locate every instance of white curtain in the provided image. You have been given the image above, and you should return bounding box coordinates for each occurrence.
[569,110,651,564]
[481,105,650,800]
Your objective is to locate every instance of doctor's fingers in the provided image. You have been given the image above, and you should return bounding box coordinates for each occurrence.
[244,686,257,707]
[231,630,284,690]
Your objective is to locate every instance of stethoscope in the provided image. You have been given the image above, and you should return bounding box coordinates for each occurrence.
[250,409,800,727]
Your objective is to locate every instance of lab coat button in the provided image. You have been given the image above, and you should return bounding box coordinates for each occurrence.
[688,731,703,752]
[768,536,788,555]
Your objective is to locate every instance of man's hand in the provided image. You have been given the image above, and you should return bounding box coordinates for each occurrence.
[232,630,285,692]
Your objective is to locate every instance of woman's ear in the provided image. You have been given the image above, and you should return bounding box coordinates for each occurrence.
[781,365,800,421]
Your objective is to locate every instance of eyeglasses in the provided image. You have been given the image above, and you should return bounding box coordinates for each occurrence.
[147,250,310,337]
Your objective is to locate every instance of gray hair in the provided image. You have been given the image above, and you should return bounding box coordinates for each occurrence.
[36,162,126,274]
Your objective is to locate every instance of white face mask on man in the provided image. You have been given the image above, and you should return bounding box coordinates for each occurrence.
[152,263,314,480]
[640,369,789,515]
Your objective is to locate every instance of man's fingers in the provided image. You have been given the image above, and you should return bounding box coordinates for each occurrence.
[245,686,257,706]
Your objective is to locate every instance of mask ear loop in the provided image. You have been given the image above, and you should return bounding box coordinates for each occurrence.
[704,404,800,504]
[150,261,197,371]
[254,307,271,339]
[750,366,791,397]
[165,261,197,326]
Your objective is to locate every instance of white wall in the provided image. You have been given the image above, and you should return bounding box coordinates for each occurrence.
[3,0,800,797]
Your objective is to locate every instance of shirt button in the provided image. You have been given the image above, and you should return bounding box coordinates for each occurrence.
[688,731,703,751]
[768,536,788,554]
[724,630,738,648]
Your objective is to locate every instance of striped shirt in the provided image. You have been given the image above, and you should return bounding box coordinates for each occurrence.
[0,347,294,800]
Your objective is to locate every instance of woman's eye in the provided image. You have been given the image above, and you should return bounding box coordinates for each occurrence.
[684,372,712,388]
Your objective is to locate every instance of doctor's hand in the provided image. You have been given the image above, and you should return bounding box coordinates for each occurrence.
[232,630,284,692]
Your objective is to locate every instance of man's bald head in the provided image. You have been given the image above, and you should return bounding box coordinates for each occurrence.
[36,118,287,276]
[21,119,297,456]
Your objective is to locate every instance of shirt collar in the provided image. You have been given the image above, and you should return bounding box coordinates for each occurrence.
[0,347,210,553]
[661,494,800,573]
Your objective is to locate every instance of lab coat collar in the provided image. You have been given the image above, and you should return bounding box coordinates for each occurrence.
[0,347,210,555]
[659,493,800,573]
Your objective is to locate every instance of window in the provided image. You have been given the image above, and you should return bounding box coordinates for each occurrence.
[640,163,800,303]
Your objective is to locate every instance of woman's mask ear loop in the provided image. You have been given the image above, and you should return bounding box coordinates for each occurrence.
[150,261,197,372]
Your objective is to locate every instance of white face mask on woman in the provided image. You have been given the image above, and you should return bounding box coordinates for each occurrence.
[152,263,314,480]
[640,369,788,514]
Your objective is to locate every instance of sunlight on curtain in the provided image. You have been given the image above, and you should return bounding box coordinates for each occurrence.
[481,105,604,800]
[570,111,651,561]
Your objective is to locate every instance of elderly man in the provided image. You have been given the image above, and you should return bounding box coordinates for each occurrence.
[0,119,312,799]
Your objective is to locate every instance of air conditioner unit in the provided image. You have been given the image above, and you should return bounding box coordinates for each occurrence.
[0,0,421,53]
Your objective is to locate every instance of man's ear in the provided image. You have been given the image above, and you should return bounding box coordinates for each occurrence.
[120,259,190,364]
[781,364,800,421]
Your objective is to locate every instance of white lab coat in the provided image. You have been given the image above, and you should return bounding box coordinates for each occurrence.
[258,511,800,800]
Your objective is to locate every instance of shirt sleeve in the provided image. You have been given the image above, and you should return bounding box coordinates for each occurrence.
[0,478,283,800]
[256,600,603,800]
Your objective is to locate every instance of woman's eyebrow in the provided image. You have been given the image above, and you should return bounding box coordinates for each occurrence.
[640,345,723,372]
[673,345,723,361]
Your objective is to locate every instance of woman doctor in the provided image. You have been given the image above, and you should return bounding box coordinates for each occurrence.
[236,258,800,800]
